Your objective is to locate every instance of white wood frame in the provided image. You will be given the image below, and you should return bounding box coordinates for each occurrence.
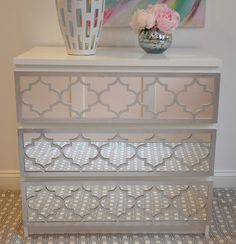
[14,47,221,237]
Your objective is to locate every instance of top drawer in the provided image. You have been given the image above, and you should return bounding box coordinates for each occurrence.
[15,72,220,124]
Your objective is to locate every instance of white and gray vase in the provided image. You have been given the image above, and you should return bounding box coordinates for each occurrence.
[55,0,105,55]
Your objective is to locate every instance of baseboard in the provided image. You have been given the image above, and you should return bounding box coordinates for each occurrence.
[213,170,236,187]
[0,170,236,190]
[214,170,236,176]
[0,170,20,190]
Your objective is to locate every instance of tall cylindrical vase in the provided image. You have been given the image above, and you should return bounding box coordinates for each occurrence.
[56,0,105,55]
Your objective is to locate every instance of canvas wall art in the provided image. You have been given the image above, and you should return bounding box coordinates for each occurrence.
[104,0,206,28]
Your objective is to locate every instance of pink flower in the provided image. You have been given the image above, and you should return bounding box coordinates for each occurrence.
[130,10,155,32]
[145,13,156,29]
[130,4,180,33]
[155,7,180,33]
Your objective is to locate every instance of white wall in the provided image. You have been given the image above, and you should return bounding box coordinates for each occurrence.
[0,0,236,176]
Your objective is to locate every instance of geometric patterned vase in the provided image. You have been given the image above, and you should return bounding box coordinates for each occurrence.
[55,0,105,55]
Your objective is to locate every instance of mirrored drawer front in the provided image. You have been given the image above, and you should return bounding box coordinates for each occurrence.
[19,129,216,177]
[22,181,212,234]
[15,72,220,123]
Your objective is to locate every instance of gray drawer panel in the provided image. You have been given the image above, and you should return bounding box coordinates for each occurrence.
[18,128,216,177]
[22,180,212,234]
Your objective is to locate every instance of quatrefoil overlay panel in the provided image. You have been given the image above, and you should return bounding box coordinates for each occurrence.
[25,184,209,223]
[17,73,219,122]
[21,130,214,174]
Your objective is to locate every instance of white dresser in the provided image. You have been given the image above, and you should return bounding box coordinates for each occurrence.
[14,47,221,236]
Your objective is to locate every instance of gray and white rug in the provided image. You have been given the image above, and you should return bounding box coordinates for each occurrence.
[0,188,235,244]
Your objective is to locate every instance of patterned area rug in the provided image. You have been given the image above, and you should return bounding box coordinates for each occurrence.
[0,188,235,244]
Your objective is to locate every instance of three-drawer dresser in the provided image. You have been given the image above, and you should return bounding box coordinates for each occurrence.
[14,47,221,236]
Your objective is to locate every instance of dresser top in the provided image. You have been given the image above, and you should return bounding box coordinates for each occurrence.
[14,47,222,68]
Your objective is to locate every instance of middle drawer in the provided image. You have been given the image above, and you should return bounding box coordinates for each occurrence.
[18,128,216,178]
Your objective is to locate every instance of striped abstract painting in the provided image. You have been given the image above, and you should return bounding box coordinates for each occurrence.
[104,0,206,27]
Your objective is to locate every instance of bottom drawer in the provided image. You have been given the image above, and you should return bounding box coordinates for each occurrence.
[22,180,213,235]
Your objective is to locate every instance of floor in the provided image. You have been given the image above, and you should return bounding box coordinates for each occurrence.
[0,188,235,244]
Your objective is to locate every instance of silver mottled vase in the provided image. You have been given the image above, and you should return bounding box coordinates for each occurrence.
[138,28,172,54]
[56,0,105,56]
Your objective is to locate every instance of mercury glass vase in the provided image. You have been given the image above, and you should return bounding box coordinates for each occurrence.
[138,27,172,54]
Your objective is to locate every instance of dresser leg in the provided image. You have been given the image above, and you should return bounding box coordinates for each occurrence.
[205,224,210,239]
[24,226,29,238]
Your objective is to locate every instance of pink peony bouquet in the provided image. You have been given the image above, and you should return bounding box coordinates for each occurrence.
[130,4,180,33]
